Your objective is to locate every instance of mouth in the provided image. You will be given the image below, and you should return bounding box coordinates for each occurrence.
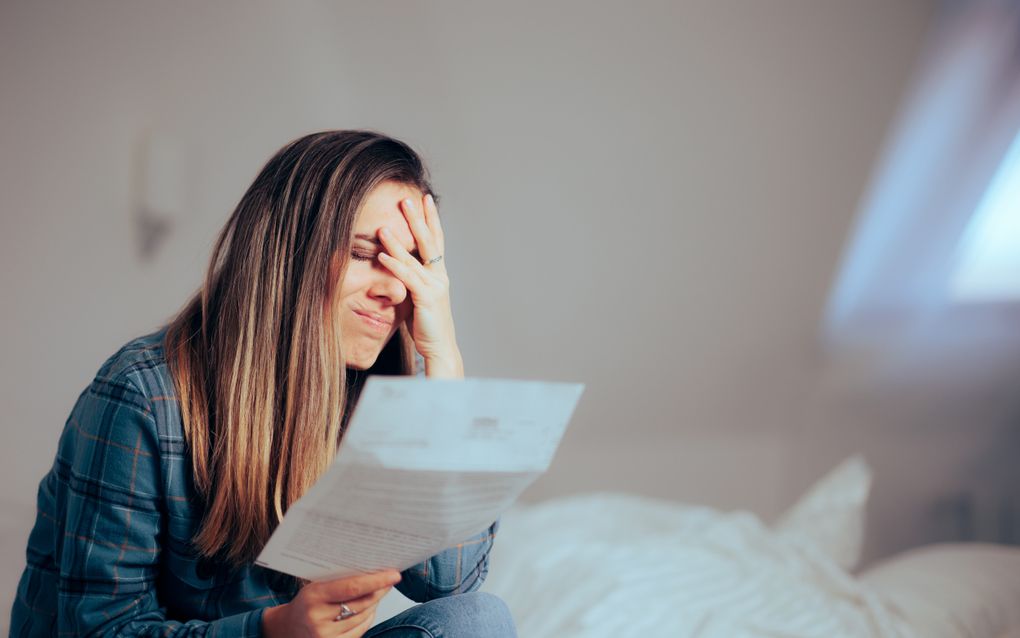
[353,309,394,333]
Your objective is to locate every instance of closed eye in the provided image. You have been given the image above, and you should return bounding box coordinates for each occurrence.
[353,233,419,260]
[351,250,377,262]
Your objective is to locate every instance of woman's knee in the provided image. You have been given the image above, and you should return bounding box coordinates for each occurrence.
[451,591,515,630]
[437,591,516,637]
[394,591,517,638]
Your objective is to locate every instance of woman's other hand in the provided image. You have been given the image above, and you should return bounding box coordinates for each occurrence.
[262,569,401,638]
[376,193,464,378]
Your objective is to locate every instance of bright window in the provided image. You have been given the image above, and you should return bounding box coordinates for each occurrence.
[951,130,1020,302]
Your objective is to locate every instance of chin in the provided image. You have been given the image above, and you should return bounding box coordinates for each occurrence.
[345,359,374,371]
[344,349,381,371]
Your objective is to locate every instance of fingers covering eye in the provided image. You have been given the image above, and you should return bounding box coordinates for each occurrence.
[424,194,444,253]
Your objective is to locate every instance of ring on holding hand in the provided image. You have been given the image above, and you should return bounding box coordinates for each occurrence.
[423,255,443,266]
[334,603,357,621]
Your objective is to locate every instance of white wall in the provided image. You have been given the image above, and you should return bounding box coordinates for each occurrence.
[9,0,1014,629]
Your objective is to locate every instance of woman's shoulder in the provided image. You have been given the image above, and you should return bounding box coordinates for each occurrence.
[54,328,180,504]
[92,326,174,402]
[70,327,185,445]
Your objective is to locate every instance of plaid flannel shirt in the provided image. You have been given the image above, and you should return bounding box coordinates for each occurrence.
[10,329,498,636]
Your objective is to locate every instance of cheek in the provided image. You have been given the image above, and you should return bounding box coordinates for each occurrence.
[336,266,370,301]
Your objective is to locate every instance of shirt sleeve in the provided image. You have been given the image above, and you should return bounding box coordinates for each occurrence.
[395,518,500,602]
[54,373,265,636]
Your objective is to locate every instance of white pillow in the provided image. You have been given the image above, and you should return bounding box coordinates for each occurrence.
[860,543,1020,638]
[772,455,872,572]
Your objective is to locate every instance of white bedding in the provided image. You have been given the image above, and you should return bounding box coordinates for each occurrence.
[375,457,1020,637]
[479,493,900,638]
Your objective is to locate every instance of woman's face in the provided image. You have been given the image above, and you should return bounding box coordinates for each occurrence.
[337,180,421,369]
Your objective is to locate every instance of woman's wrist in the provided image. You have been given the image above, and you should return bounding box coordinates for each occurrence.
[261,603,287,638]
[424,351,464,378]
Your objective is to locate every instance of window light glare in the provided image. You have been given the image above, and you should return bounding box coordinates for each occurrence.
[951,130,1020,302]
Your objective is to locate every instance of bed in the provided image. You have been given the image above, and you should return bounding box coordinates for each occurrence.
[376,457,1020,637]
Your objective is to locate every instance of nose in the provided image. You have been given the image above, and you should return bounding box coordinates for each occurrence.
[367,265,408,306]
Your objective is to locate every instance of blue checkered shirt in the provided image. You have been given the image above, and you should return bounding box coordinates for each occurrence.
[10,330,498,636]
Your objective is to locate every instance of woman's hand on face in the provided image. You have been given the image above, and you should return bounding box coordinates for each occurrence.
[376,193,463,378]
[262,569,400,638]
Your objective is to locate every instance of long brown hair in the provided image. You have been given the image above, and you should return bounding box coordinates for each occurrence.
[164,130,435,568]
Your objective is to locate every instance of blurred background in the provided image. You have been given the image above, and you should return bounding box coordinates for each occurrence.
[3,0,1020,629]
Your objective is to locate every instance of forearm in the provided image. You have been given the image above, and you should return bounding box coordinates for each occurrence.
[90,608,265,637]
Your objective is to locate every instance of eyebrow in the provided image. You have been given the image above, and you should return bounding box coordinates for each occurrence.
[354,233,420,259]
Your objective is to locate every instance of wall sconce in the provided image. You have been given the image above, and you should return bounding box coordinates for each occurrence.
[132,130,185,262]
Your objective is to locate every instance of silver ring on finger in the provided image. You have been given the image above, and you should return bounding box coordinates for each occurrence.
[334,602,357,621]
[423,254,443,266]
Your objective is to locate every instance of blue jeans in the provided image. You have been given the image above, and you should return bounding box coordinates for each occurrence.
[363,592,517,638]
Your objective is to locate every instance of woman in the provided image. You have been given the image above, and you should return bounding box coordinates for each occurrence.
[11,130,517,637]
